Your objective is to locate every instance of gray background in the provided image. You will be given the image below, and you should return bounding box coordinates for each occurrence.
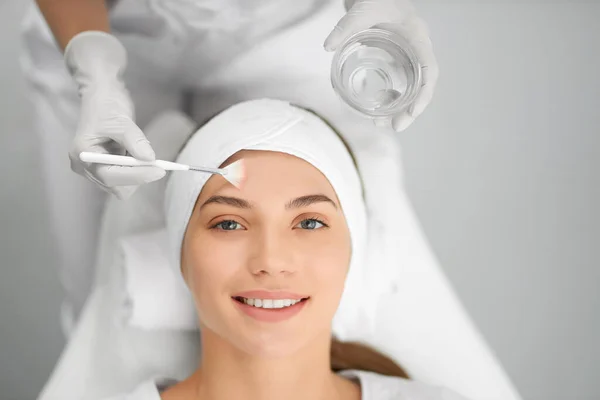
[1,0,598,399]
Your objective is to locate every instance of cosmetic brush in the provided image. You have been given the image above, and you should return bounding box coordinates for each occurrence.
[79,152,246,189]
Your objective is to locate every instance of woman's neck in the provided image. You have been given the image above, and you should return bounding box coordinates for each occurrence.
[164,328,360,400]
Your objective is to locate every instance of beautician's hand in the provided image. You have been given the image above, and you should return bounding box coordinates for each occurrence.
[324,0,439,132]
[65,31,165,200]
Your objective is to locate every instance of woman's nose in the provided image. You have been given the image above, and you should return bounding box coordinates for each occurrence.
[247,230,296,276]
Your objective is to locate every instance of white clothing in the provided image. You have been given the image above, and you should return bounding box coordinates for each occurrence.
[19,0,330,334]
[102,369,470,400]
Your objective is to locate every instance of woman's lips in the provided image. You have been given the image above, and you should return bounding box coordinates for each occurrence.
[232,289,309,300]
[232,297,309,323]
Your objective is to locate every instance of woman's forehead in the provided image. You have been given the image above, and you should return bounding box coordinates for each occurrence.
[201,150,339,203]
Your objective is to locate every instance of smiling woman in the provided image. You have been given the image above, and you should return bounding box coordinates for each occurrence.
[115,99,471,400]
[180,149,354,357]
[174,147,411,398]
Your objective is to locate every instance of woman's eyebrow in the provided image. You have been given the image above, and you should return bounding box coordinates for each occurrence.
[200,194,337,210]
[285,194,337,210]
[200,195,252,210]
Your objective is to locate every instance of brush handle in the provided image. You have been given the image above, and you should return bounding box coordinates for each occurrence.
[79,152,189,171]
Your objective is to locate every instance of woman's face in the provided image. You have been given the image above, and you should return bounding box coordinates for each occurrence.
[181,150,351,358]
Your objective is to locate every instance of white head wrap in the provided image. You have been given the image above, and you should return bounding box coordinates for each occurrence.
[164,98,373,339]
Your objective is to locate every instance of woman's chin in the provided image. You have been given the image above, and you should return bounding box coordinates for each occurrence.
[234,334,309,359]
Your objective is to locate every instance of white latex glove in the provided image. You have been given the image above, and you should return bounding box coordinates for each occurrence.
[64,31,165,200]
[324,0,439,132]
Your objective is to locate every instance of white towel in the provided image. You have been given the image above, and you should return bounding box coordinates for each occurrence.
[119,228,197,330]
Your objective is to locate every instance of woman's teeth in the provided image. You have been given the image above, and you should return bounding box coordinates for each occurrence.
[240,298,304,309]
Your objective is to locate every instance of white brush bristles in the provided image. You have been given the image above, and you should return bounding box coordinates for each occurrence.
[222,159,246,189]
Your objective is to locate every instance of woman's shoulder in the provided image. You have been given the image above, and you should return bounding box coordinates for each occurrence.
[338,369,471,400]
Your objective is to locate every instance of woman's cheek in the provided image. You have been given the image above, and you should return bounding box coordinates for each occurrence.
[300,238,350,277]
[298,227,350,256]
[188,234,249,283]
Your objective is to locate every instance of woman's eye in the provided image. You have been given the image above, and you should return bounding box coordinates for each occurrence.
[213,220,243,231]
[297,218,326,230]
